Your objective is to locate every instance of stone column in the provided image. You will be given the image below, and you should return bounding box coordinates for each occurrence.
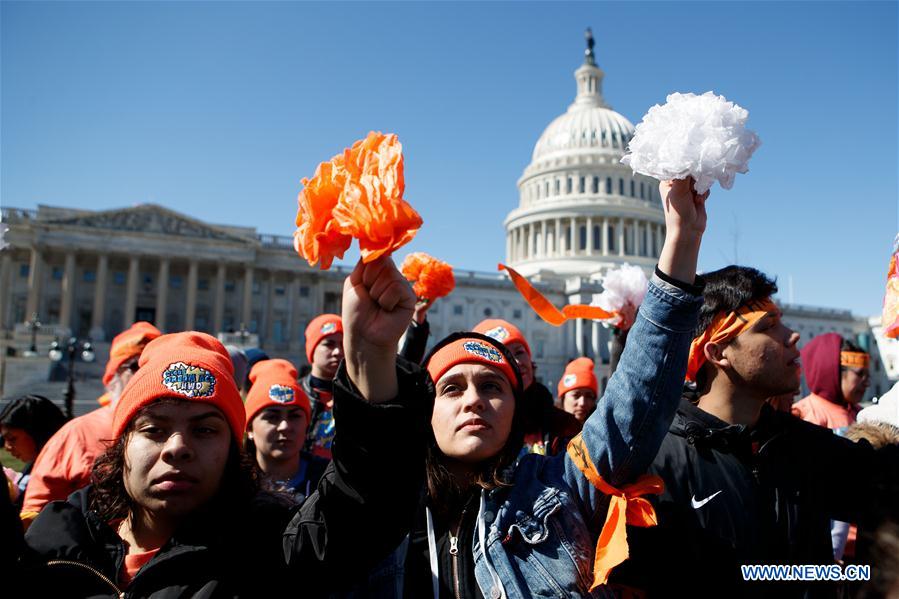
[0,254,12,330]
[184,259,198,330]
[213,262,226,333]
[90,254,109,340]
[591,320,601,361]
[575,315,584,356]
[25,246,44,320]
[288,277,302,354]
[555,218,562,254]
[586,216,594,256]
[618,218,626,256]
[569,218,577,256]
[155,259,169,332]
[635,221,643,256]
[241,265,254,329]
[124,256,140,327]
[265,272,276,346]
[59,252,76,333]
[602,217,609,255]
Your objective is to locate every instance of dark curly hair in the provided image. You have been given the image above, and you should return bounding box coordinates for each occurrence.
[90,398,260,522]
[0,395,67,455]
[693,266,778,391]
[422,333,526,515]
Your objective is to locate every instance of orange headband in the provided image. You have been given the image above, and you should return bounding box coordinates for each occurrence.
[840,351,870,369]
[686,298,778,382]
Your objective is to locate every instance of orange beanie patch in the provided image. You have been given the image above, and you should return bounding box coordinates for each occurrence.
[103,321,162,386]
[245,359,311,426]
[426,337,520,391]
[113,332,245,445]
[558,357,598,397]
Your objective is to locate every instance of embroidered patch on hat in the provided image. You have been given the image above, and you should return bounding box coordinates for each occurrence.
[321,322,337,334]
[162,362,217,398]
[268,384,295,404]
[563,373,578,388]
[463,341,504,363]
[484,326,509,342]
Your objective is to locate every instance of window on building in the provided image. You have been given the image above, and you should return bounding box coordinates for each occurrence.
[299,285,310,298]
[484,307,493,317]
[592,176,599,193]
[513,309,523,319]
[579,176,585,193]
[611,132,618,147]
[593,225,601,250]
[605,177,612,194]
[536,340,545,359]
[114,272,126,285]
[630,180,636,197]
[579,225,587,250]
[142,274,153,286]
[83,270,96,283]
[607,225,616,252]
[619,179,624,195]
[275,286,286,296]
[170,275,182,289]
[252,282,261,294]
[453,305,464,316]
[640,182,645,199]
[554,179,560,195]
[545,181,550,197]
[52,267,63,281]
[198,278,210,291]
[566,178,572,194]
[224,280,235,292]
[19,264,29,278]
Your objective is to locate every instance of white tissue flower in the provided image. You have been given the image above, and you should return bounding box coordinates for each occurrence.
[592,264,648,330]
[621,91,761,194]
[0,222,8,251]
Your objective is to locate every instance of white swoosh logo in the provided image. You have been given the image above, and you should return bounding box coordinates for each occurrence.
[691,490,723,509]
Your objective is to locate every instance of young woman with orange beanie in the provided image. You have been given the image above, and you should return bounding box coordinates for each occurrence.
[346,179,711,597]
[15,255,432,597]
[244,358,327,504]
[557,357,599,423]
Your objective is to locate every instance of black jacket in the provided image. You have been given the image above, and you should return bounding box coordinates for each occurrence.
[17,358,434,598]
[613,398,899,598]
[399,318,430,365]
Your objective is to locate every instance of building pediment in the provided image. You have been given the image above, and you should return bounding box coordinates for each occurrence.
[46,204,255,244]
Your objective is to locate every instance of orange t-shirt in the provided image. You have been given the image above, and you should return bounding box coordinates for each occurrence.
[792,393,859,433]
[120,548,160,586]
[21,405,114,521]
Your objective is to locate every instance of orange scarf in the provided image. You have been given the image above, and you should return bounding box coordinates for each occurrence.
[686,298,777,382]
[567,434,664,589]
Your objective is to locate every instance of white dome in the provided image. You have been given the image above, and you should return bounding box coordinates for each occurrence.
[532,106,635,162]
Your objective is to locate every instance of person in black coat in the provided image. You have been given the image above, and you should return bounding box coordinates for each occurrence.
[16,256,432,597]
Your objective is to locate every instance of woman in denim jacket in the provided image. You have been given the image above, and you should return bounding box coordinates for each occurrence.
[354,179,709,599]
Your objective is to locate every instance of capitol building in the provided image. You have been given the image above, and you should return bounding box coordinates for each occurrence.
[1,35,895,402]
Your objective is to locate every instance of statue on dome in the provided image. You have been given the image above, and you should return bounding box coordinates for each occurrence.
[585,27,596,65]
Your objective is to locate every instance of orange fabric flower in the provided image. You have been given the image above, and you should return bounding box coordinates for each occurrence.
[400,252,455,301]
[294,132,422,269]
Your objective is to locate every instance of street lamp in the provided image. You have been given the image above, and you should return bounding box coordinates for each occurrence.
[49,337,95,419]
[25,312,41,354]
[237,322,251,346]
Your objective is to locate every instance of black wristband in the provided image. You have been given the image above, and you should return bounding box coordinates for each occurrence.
[655,266,705,296]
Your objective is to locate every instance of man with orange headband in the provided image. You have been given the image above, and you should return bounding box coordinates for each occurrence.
[612,266,899,598]
[19,321,161,524]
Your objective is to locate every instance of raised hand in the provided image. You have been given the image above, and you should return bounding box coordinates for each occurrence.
[657,177,710,284]
[342,256,416,403]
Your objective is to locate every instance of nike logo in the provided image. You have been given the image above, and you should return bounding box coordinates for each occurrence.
[691,490,723,509]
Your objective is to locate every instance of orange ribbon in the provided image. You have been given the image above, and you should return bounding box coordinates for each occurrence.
[498,263,616,326]
[566,434,664,589]
[686,298,778,382]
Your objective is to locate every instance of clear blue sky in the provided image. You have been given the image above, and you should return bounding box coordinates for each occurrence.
[3,1,897,316]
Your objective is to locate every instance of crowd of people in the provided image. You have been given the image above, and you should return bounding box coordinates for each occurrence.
[2,178,898,598]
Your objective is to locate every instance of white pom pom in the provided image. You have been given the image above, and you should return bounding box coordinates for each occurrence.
[592,264,649,329]
[621,91,761,194]
[0,222,8,251]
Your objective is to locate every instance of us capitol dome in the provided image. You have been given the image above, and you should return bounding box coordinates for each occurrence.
[504,29,664,280]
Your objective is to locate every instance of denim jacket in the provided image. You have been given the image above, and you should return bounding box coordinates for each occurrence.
[351,273,702,598]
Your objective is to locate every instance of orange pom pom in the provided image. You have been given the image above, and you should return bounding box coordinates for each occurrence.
[400,252,455,301]
[294,132,423,269]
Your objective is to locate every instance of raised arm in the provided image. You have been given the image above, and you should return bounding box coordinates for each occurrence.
[564,178,708,503]
[282,256,433,589]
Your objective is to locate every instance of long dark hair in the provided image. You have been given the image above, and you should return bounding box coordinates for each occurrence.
[0,395,67,455]
[90,398,260,522]
[422,333,526,514]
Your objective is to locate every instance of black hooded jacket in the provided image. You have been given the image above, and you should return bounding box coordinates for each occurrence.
[612,398,899,598]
